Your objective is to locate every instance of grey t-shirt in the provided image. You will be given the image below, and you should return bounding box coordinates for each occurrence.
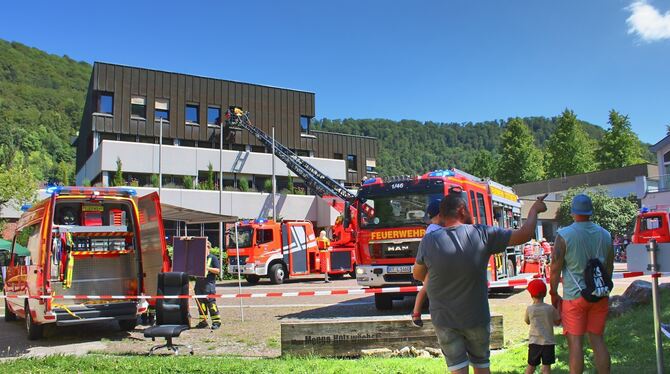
[416,224,512,329]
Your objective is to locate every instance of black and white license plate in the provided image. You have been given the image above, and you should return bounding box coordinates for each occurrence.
[387,265,412,273]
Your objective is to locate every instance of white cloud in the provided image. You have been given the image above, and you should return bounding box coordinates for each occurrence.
[626,0,670,42]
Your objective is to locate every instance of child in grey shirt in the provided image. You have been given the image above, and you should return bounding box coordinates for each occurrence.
[525,279,561,374]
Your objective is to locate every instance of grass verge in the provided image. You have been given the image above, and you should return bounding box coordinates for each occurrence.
[1,289,668,373]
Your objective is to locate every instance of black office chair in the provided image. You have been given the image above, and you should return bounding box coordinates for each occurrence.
[144,272,193,355]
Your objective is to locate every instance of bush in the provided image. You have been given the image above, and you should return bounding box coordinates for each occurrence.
[150,174,159,188]
[183,175,193,190]
[238,177,249,192]
[263,179,273,193]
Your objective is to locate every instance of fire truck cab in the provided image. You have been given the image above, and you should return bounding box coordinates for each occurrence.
[227,220,355,285]
[627,210,670,272]
[3,187,169,340]
[353,169,530,310]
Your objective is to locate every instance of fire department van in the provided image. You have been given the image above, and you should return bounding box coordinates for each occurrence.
[3,187,169,340]
[227,220,355,284]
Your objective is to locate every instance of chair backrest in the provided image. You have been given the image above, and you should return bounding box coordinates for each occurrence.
[155,272,189,326]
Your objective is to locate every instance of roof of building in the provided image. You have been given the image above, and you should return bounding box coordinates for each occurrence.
[513,163,658,197]
[651,134,670,153]
[94,61,315,95]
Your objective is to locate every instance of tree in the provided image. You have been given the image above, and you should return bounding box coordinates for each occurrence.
[112,157,124,186]
[545,109,595,178]
[596,110,645,169]
[150,174,159,188]
[287,172,295,194]
[238,177,249,192]
[263,179,273,193]
[0,162,37,208]
[182,175,193,190]
[205,162,215,190]
[556,187,638,237]
[496,118,545,185]
[467,150,497,180]
[57,161,71,186]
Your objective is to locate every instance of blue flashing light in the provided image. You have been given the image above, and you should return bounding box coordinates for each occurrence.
[641,207,650,214]
[362,178,377,185]
[20,204,32,212]
[428,170,455,177]
[118,187,137,196]
[255,219,267,224]
[242,220,250,225]
[46,186,63,195]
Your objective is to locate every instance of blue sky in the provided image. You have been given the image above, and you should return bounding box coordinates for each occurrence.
[1,0,668,144]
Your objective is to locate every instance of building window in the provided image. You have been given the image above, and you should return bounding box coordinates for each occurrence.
[294,149,311,157]
[97,92,113,114]
[186,104,199,124]
[131,96,146,118]
[347,154,357,171]
[250,145,266,153]
[366,159,377,173]
[155,99,170,121]
[334,153,343,160]
[300,116,311,133]
[208,106,221,125]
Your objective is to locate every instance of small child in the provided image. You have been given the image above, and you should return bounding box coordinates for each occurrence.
[411,200,442,328]
[525,279,561,374]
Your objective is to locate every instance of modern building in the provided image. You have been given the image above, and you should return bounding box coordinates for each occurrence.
[74,62,379,246]
[513,163,657,241]
[640,135,670,210]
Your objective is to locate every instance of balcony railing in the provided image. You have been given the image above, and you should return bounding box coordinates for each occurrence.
[646,175,670,193]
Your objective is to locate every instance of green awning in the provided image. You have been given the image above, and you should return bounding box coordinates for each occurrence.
[0,239,30,256]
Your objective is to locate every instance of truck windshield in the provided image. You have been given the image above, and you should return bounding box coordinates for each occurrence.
[227,227,253,248]
[359,192,444,229]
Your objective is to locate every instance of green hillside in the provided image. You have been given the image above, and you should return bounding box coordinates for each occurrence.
[0,39,90,183]
[0,39,653,184]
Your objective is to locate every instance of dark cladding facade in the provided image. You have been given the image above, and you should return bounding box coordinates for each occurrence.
[76,62,377,185]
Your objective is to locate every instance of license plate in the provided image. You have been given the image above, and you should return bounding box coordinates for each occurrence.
[387,265,412,273]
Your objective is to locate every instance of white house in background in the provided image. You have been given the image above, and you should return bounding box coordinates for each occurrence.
[641,134,670,211]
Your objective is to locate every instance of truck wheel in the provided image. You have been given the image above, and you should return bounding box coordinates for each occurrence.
[374,294,393,310]
[25,302,43,340]
[506,259,516,277]
[269,264,285,285]
[119,319,137,331]
[245,275,260,285]
[4,297,16,322]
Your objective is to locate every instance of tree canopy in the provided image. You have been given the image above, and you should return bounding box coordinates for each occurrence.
[596,110,646,169]
[545,109,596,178]
[556,187,639,237]
[495,118,545,185]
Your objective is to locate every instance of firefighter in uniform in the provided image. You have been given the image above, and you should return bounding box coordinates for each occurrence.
[195,241,221,330]
[317,230,331,283]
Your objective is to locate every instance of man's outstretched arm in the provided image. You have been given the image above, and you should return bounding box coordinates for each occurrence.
[509,196,548,246]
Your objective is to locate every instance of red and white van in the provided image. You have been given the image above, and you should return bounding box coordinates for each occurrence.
[3,187,169,340]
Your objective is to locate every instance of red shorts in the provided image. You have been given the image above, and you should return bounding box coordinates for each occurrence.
[561,297,609,336]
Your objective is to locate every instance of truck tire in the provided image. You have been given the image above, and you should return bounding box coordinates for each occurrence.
[245,275,260,285]
[25,302,43,340]
[4,297,16,322]
[374,294,393,310]
[269,264,285,285]
[119,319,137,331]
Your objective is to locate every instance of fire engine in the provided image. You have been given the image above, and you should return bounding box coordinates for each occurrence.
[3,187,169,339]
[626,209,670,272]
[224,108,359,284]
[351,169,532,310]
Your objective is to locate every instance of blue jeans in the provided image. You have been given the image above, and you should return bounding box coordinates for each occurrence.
[434,323,491,371]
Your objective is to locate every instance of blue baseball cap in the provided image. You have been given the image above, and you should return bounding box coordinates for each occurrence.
[425,200,441,220]
[571,194,593,216]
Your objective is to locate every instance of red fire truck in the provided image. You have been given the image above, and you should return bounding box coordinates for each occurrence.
[351,169,530,310]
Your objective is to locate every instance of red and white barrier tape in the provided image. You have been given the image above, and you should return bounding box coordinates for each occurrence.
[2,271,667,300]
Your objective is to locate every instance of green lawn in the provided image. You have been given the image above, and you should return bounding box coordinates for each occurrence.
[1,289,668,373]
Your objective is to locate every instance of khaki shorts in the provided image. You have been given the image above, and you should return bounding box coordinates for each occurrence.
[434,323,491,371]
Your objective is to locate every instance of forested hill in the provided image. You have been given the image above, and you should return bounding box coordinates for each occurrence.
[312,117,611,176]
[0,39,651,183]
[0,39,90,183]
